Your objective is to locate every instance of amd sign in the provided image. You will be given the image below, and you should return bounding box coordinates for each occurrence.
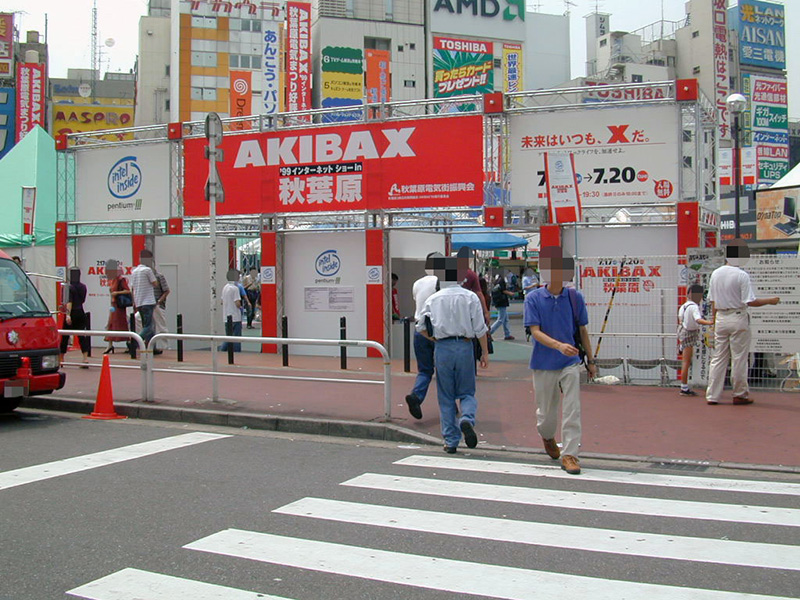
[433,0,525,22]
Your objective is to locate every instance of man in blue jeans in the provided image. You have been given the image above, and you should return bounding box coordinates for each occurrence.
[417,248,488,453]
[405,252,442,420]
[490,273,515,340]
[130,249,158,351]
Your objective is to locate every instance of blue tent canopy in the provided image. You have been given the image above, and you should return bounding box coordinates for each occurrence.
[451,232,528,251]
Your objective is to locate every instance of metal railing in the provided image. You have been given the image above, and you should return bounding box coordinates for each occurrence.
[57,329,393,420]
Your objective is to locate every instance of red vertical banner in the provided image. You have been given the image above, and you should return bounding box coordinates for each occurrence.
[260,231,278,353]
[286,2,312,114]
[229,70,252,130]
[677,201,699,256]
[131,235,147,266]
[365,229,385,358]
[15,63,45,142]
[365,49,391,104]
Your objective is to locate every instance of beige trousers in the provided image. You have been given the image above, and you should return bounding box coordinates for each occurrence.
[706,311,750,402]
[532,363,582,457]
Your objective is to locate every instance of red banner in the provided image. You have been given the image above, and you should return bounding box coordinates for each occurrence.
[365,49,391,104]
[286,1,311,113]
[16,63,45,142]
[229,70,252,130]
[183,116,484,215]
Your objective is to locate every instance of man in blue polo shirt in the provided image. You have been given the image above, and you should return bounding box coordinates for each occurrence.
[524,246,596,475]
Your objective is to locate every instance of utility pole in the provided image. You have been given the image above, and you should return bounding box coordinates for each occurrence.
[205,112,224,401]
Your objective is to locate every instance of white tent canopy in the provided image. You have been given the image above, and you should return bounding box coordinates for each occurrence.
[771,162,800,188]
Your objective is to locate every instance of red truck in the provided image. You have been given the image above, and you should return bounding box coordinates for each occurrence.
[0,250,66,411]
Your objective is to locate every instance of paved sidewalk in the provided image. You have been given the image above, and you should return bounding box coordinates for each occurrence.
[34,338,800,472]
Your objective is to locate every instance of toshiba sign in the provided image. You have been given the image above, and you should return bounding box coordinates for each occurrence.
[183,116,484,215]
[431,0,526,41]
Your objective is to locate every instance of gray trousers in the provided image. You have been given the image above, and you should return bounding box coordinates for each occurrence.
[532,363,582,457]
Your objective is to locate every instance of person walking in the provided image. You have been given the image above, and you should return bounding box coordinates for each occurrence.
[417,249,489,454]
[705,239,780,405]
[59,267,90,367]
[220,269,243,352]
[151,263,170,354]
[524,246,596,475]
[405,252,441,420]
[677,284,713,396]
[490,272,515,340]
[130,250,159,351]
[103,259,131,354]
[243,268,260,329]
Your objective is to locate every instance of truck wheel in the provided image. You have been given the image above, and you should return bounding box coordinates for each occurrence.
[0,397,23,412]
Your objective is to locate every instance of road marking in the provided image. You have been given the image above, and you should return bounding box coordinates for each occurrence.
[0,432,230,492]
[67,568,287,599]
[275,497,800,571]
[342,473,800,528]
[394,455,800,496]
[185,529,795,600]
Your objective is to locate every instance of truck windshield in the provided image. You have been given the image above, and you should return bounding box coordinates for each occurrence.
[0,259,52,320]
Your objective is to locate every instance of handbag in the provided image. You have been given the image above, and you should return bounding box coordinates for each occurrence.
[567,287,588,367]
[116,291,133,308]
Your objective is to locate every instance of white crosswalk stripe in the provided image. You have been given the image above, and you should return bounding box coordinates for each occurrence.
[394,454,800,496]
[343,472,800,527]
[274,497,800,571]
[69,453,800,599]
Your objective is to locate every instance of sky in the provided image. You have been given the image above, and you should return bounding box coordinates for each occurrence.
[5,0,797,118]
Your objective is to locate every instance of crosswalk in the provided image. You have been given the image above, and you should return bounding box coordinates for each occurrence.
[68,453,800,600]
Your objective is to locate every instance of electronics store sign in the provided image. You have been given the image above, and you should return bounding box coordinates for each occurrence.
[432,0,526,41]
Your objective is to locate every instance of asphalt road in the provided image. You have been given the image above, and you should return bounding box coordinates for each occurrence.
[1,409,799,600]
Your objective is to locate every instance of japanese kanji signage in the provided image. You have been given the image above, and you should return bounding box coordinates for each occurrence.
[365,49,391,104]
[183,115,485,215]
[0,13,13,77]
[433,37,493,99]
[544,152,581,223]
[747,256,800,353]
[501,43,523,94]
[735,0,785,70]
[15,63,46,143]
[509,105,680,207]
[286,2,311,113]
[743,74,789,185]
[712,0,730,140]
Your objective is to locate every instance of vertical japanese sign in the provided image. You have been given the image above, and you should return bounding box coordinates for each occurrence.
[321,46,363,123]
[0,13,13,77]
[15,63,46,142]
[21,186,36,236]
[743,74,789,185]
[719,147,757,186]
[286,1,311,114]
[229,70,252,130]
[262,19,280,115]
[712,0,730,140]
[736,0,786,70]
[365,49,391,104]
[501,43,523,94]
[433,37,493,98]
[544,152,581,223]
[0,87,15,160]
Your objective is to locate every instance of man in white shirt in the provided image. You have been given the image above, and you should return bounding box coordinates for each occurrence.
[130,250,158,349]
[405,252,442,420]
[706,239,780,405]
[221,269,243,352]
[417,248,488,453]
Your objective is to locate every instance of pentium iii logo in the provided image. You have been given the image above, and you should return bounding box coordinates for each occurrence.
[433,0,525,22]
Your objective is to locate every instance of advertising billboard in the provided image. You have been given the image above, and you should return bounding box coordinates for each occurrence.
[229,71,252,130]
[53,105,135,140]
[0,87,15,160]
[755,185,800,242]
[509,105,680,206]
[712,0,730,140]
[433,37,493,99]
[15,63,46,142]
[75,144,172,221]
[743,74,789,185]
[735,0,786,70]
[501,43,523,94]
[321,46,363,123]
[286,1,312,114]
[365,49,391,104]
[430,0,526,42]
[262,19,280,115]
[183,116,485,216]
[0,13,13,77]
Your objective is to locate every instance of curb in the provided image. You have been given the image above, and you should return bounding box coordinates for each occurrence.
[27,395,800,476]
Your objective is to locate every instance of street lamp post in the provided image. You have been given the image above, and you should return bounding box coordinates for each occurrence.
[726,93,747,239]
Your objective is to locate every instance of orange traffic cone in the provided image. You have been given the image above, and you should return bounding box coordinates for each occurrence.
[84,354,127,420]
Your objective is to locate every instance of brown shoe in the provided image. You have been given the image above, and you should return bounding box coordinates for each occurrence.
[542,438,561,460]
[561,455,581,475]
[733,396,754,405]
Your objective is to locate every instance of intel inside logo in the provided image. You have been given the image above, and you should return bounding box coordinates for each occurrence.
[315,249,341,276]
[108,156,142,199]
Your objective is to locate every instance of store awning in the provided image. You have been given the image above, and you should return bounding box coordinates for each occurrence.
[771,163,800,189]
[451,232,528,250]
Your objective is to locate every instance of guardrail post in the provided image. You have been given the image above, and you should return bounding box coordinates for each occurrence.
[226,315,234,365]
[340,316,347,370]
[281,315,289,367]
[176,314,183,362]
[128,314,137,359]
[403,317,411,373]
[86,312,92,357]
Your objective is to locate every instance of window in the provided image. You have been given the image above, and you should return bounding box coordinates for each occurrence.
[191,16,216,29]
[631,74,643,83]
[202,88,217,101]
[404,80,415,87]
[251,56,261,70]
[165,99,170,111]
[409,43,416,50]
[599,38,607,47]
[190,87,202,100]
[230,54,239,68]
[692,66,701,74]
[364,37,391,51]
[165,64,170,76]
[692,30,699,38]
[240,55,250,69]
[191,52,217,67]
[251,20,261,32]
